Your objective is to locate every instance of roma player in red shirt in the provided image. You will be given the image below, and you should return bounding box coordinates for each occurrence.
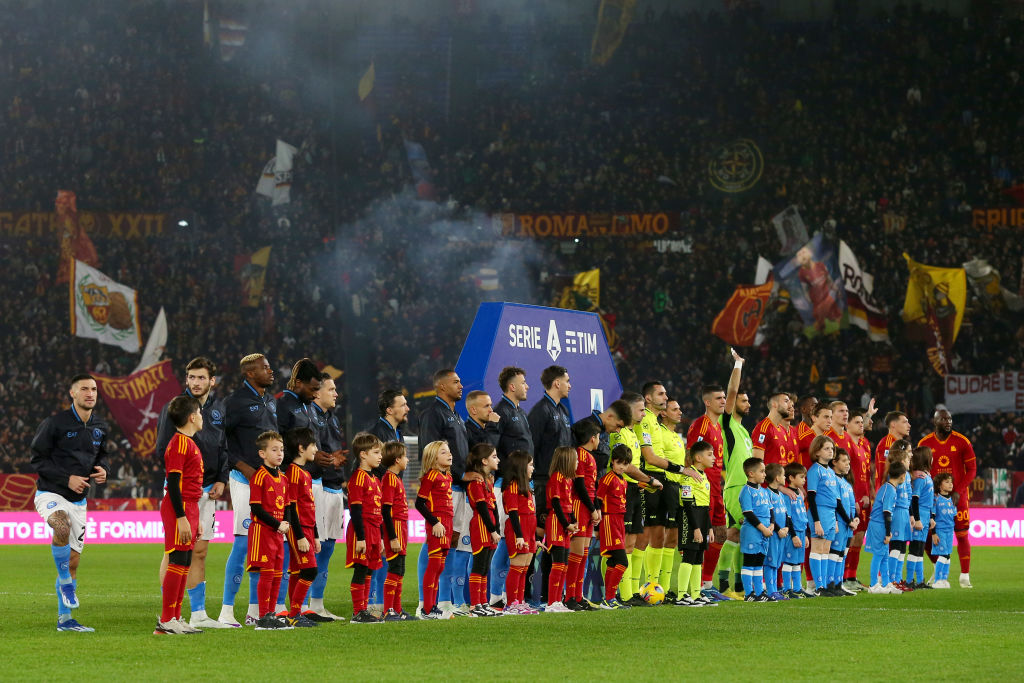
[346,433,385,623]
[752,392,795,466]
[801,404,834,469]
[597,446,631,608]
[157,396,205,635]
[687,385,727,589]
[416,440,455,618]
[875,411,911,488]
[920,408,977,587]
[381,441,414,620]
[544,447,580,611]
[466,444,501,616]
[502,450,538,615]
[566,421,602,611]
[247,431,293,630]
[283,428,320,627]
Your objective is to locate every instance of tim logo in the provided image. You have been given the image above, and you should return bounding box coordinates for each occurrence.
[546,320,598,361]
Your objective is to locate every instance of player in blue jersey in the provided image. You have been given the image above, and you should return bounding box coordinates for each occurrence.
[887,440,914,591]
[806,435,840,596]
[930,473,956,588]
[908,447,935,589]
[739,458,772,602]
[865,461,906,594]
[763,463,790,601]
[830,449,859,596]
[781,463,812,598]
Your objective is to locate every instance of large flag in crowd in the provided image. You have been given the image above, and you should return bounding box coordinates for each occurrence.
[235,246,272,308]
[771,205,810,256]
[55,190,99,284]
[773,233,846,336]
[963,258,1024,314]
[93,360,182,459]
[557,268,620,353]
[711,278,774,347]
[132,307,168,373]
[590,0,636,65]
[839,241,889,342]
[902,254,966,376]
[69,259,141,352]
[255,139,297,205]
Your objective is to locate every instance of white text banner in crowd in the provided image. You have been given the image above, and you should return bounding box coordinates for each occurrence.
[944,373,1024,414]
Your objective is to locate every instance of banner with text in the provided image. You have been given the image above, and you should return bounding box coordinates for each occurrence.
[944,373,1024,414]
[93,360,182,458]
[495,212,680,239]
[0,211,168,239]
[971,207,1024,231]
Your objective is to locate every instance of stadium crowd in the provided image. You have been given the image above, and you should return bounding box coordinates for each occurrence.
[2,0,1024,497]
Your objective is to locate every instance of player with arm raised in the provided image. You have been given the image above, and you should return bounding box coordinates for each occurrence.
[30,374,109,632]
[717,349,751,599]
[920,408,977,588]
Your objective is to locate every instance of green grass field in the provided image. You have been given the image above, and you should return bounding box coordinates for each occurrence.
[2,544,1022,681]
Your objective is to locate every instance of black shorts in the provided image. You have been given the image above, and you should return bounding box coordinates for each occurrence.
[678,505,711,551]
[643,476,677,528]
[624,483,645,535]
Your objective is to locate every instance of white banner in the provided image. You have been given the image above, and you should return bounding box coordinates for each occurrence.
[944,373,1024,414]
[254,139,297,205]
[132,306,167,373]
[839,240,889,342]
[771,206,809,256]
[70,260,141,352]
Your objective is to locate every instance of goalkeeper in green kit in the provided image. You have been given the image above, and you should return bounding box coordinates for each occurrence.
[717,349,752,599]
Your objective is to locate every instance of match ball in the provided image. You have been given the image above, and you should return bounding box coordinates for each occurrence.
[640,582,666,605]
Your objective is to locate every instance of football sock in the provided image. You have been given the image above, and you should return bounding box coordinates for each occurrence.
[310,539,335,600]
[628,548,645,597]
[276,545,290,610]
[468,573,485,607]
[187,581,206,614]
[718,540,737,591]
[887,550,902,583]
[51,544,73,584]
[350,579,366,615]
[161,563,189,622]
[417,543,429,605]
[763,565,776,594]
[955,529,971,574]
[222,536,247,608]
[566,552,584,601]
[676,562,693,596]
[702,542,723,583]
[289,574,313,617]
[370,561,388,607]
[741,567,753,595]
[659,547,674,590]
[846,545,861,580]
[547,560,567,605]
[585,542,604,603]
[247,571,260,616]
[384,573,401,612]
[643,546,662,585]
[605,564,626,601]
[56,577,72,618]
[669,549,681,594]
[689,563,701,596]
[508,563,528,603]
[752,568,764,595]
[422,554,446,614]
[869,553,884,586]
[256,569,274,616]
[576,547,591,600]
[489,539,509,603]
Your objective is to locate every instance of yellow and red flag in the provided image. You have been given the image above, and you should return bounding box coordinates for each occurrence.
[711,278,774,347]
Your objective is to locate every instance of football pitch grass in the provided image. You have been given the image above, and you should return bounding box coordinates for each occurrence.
[2,544,1022,681]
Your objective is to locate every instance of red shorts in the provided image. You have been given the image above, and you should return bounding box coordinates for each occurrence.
[346,521,383,569]
[954,497,970,532]
[385,519,408,560]
[505,514,537,558]
[161,496,199,553]
[544,508,571,548]
[425,514,453,556]
[599,513,625,555]
[287,525,318,572]
[709,481,726,527]
[572,499,594,538]
[247,520,284,570]
[470,513,498,553]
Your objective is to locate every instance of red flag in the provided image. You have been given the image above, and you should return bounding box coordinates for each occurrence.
[93,360,182,458]
[711,278,774,347]
[55,190,99,284]
[1002,184,1024,207]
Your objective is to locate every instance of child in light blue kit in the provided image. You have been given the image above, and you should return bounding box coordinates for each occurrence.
[865,461,907,594]
[782,463,812,599]
[763,463,790,601]
[930,473,956,588]
[830,448,859,596]
[908,447,935,589]
[739,457,772,602]
[887,441,913,590]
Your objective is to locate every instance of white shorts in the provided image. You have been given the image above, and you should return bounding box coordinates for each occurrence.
[198,490,217,542]
[314,484,345,541]
[453,489,473,553]
[34,492,88,553]
[229,475,252,537]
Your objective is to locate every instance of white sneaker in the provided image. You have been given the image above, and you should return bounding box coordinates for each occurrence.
[886,584,903,595]
[191,613,231,629]
[544,601,574,613]
[244,615,258,626]
[959,573,973,588]
[867,584,888,594]
[174,618,203,634]
[934,579,951,589]
[448,604,471,617]
[312,608,344,622]
[217,607,242,628]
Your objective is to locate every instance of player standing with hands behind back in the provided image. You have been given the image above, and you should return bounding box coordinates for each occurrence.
[31,374,109,632]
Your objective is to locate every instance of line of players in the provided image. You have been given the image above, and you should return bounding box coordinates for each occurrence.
[28,347,978,631]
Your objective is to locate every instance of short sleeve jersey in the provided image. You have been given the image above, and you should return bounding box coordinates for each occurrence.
[596,471,627,515]
[751,417,791,465]
[932,494,956,535]
[739,483,771,526]
[165,433,204,502]
[502,479,536,519]
[546,471,573,519]
[911,474,934,521]
[807,463,838,509]
[468,479,497,517]
[250,466,288,523]
[381,470,409,522]
[287,462,316,529]
[921,431,977,495]
[348,469,383,527]
[686,415,724,474]
[869,482,897,526]
[417,469,453,519]
[634,409,665,472]
[678,469,710,507]
[609,427,642,484]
